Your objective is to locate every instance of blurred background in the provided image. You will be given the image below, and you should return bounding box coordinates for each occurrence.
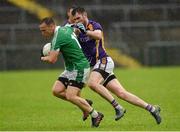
[0,0,180,70]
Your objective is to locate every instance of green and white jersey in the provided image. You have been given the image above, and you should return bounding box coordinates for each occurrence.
[51,26,89,71]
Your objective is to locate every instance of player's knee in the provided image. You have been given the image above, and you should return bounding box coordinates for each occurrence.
[52,87,64,98]
[52,88,59,97]
[116,90,127,99]
[87,80,97,90]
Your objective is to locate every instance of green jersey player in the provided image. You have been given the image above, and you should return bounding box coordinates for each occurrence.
[51,26,89,71]
[39,17,103,127]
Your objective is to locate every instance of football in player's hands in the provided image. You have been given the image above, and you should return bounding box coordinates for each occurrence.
[42,43,51,56]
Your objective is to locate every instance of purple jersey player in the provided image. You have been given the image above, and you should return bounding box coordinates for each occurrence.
[78,20,108,67]
[72,7,161,124]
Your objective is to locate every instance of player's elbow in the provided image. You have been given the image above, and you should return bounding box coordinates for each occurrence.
[95,30,103,40]
[91,34,102,40]
[96,35,102,40]
[87,30,102,40]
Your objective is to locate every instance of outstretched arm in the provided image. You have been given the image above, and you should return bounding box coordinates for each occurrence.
[75,23,102,40]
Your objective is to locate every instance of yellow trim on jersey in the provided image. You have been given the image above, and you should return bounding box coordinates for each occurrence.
[101,32,106,52]
[95,40,100,62]
[87,23,93,31]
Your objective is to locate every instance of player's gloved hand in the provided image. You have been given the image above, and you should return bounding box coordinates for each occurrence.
[40,49,44,57]
[76,23,87,34]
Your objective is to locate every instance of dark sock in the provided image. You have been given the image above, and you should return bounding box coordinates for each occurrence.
[111,99,119,108]
[146,104,155,112]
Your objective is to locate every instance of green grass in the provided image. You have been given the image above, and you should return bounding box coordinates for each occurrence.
[1,67,180,131]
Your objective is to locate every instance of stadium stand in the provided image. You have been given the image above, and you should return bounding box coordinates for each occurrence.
[0,0,180,70]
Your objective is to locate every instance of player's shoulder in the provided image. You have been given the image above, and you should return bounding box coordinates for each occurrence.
[59,26,73,33]
[88,20,102,30]
[89,20,101,26]
[54,26,72,41]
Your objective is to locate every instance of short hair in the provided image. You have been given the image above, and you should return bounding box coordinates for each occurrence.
[72,7,86,16]
[67,5,77,12]
[40,17,55,25]
[66,5,77,19]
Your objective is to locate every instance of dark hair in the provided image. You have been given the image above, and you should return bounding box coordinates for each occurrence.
[67,5,77,12]
[72,7,86,16]
[66,5,77,19]
[40,17,55,25]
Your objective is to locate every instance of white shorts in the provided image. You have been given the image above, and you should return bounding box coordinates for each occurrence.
[93,57,114,74]
[59,68,90,84]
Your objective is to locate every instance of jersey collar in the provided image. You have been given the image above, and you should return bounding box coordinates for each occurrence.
[54,26,60,34]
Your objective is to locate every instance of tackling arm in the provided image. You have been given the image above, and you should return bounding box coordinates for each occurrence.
[86,29,102,40]
[74,23,102,40]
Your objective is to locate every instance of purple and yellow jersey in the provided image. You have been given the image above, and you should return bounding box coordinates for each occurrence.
[78,20,108,66]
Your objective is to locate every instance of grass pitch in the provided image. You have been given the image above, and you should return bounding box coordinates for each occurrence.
[0,67,180,131]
